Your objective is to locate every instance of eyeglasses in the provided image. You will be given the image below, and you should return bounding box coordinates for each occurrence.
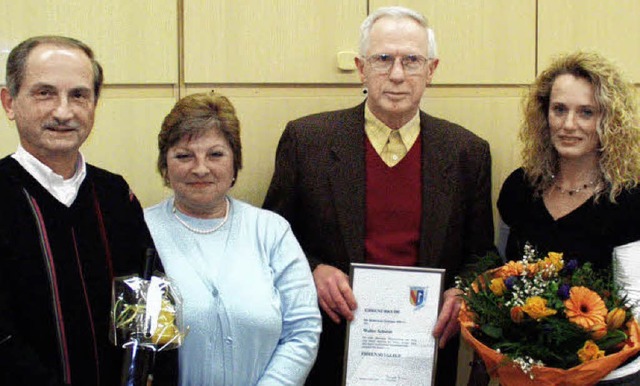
[365,54,429,74]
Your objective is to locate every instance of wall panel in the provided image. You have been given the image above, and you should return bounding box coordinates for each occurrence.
[0,115,20,157]
[184,0,364,83]
[84,95,177,207]
[0,0,178,84]
[538,0,640,81]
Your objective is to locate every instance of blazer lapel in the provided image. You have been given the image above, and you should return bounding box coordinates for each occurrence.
[329,103,367,264]
[419,112,454,266]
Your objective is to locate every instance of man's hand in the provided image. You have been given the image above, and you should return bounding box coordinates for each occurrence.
[313,264,358,323]
[432,287,463,348]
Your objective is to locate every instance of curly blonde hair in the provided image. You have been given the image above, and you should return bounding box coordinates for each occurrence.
[520,51,640,202]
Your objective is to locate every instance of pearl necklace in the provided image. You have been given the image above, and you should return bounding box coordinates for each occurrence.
[172,197,230,234]
[551,175,599,196]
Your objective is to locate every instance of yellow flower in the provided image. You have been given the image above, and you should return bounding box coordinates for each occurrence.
[545,252,564,271]
[522,296,557,320]
[606,308,627,330]
[564,286,607,330]
[489,278,507,296]
[536,252,564,278]
[151,300,181,345]
[578,340,605,363]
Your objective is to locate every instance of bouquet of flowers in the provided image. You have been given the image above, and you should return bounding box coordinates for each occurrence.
[110,250,186,385]
[457,245,640,386]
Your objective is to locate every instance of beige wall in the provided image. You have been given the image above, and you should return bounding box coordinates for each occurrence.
[1,2,639,383]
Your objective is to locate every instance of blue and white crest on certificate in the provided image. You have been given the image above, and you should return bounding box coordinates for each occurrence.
[410,286,426,310]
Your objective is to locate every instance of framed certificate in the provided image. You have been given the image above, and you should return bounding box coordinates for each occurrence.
[343,263,445,386]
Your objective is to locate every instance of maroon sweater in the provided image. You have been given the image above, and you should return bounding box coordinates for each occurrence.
[365,136,422,267]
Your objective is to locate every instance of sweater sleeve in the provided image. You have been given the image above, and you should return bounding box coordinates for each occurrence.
[257,221,321,386]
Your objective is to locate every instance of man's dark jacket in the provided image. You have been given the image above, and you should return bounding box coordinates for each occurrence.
[264,102,495,385]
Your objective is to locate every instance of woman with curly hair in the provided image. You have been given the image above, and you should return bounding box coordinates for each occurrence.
[497,51,640,385]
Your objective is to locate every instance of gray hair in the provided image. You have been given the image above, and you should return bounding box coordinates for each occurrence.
[358,6,438,59]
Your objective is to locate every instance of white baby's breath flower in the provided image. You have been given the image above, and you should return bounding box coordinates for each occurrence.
[512,356,544,379]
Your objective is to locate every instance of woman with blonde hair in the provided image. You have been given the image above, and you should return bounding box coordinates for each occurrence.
[497,51,640,384]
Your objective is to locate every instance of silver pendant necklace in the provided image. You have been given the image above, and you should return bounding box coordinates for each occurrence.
[172,197,230,234]
[551,174,599,196]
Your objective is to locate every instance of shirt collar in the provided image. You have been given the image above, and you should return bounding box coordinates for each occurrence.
[364,105,421,155]
[12,145,87,207]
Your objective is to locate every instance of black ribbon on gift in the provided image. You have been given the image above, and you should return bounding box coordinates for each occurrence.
[120,248,158,386]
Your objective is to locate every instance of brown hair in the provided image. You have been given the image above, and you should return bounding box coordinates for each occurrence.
[157,92,242,186]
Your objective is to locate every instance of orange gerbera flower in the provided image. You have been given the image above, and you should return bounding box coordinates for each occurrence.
[564,286,607,330]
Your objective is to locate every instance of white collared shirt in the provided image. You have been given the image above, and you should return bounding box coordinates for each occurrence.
[12,145,87,207]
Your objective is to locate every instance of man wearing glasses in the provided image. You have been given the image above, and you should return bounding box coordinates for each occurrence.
[264,6,494,385]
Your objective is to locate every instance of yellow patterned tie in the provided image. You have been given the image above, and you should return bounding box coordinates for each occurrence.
[382,130,407,167]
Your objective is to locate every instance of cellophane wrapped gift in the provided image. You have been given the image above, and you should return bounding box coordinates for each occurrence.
[110,274,186,385]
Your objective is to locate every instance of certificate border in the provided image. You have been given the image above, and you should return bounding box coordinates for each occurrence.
[342,263,445,386]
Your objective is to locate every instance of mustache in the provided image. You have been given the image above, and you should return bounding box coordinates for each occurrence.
[43,121,81,130]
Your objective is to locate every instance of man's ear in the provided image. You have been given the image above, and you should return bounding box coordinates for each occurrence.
[425,58,439,86]
[0,88,16,120]
[355,56,367,84]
